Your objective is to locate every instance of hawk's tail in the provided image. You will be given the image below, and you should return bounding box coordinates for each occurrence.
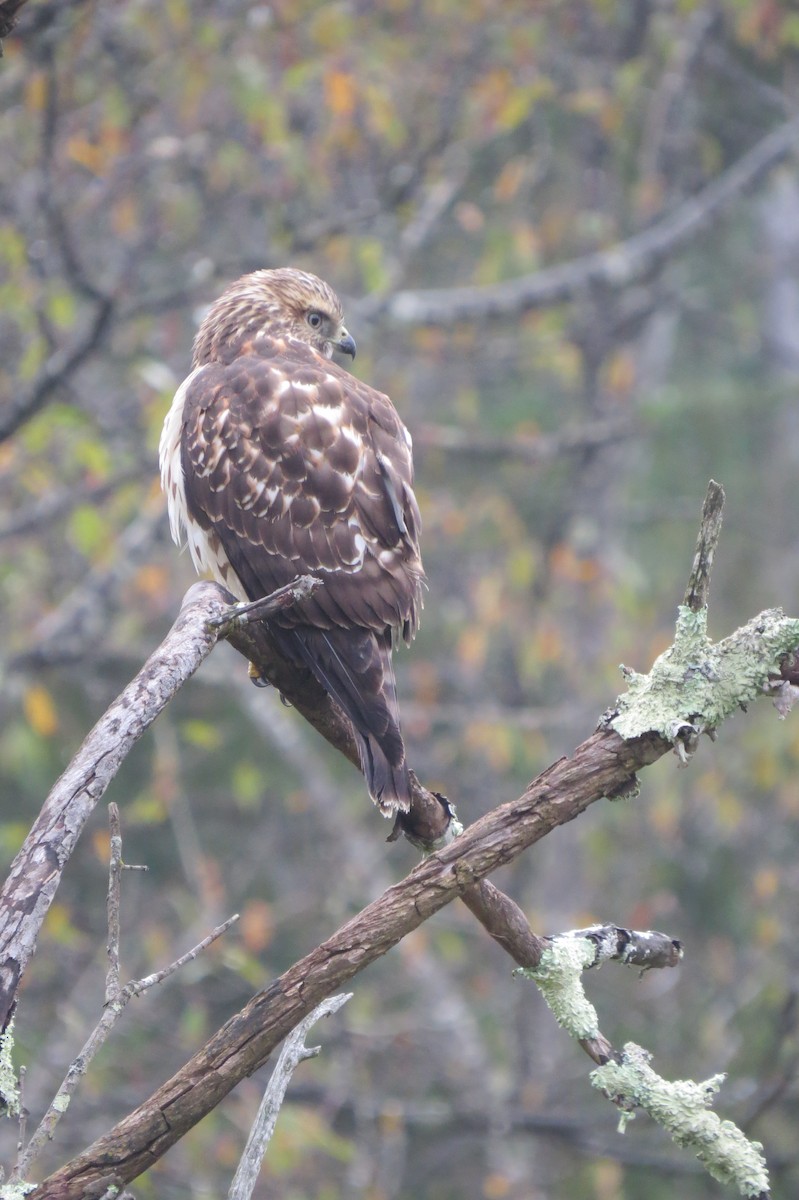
[281,626,412,815]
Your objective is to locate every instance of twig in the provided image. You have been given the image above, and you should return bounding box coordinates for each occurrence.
[683,479,725,612]
[592,1046,769,1198]
[13,910,239,1181]
[519,924,683,1067]
[105,804,148,1006]
[227,994,352,1200]
[15,1064,27,1167]
[128,914,238,994]
[105,805,123,1004]
[546,923,683,973]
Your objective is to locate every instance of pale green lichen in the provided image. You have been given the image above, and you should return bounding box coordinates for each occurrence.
[610,605,799,747]
[592,1042,769,1198]
[0,1181,37,1199]
[0,1021,19,1118]
[516,937,600,1040]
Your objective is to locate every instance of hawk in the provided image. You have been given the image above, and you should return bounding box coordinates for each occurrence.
[160,268,424,814]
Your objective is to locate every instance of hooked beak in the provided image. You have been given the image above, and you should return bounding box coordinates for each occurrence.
[335,330,357,359]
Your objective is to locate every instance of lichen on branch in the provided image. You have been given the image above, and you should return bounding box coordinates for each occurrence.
[0,1019,19,1118]
[516,937,601,1041]
[607,605,799,753]
[592,1043,769,1198]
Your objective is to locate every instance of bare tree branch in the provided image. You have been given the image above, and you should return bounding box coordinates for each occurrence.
[227,994,352,1200]
[637,6,720,188]
[0,582,230,1033]
[415,415,636,466]
[384,115,799,327]
[8,504,166,674]
[0,293,115,444]
[13,905,238,1183]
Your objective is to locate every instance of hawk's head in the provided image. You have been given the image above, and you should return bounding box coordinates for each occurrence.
[192,268,356,367]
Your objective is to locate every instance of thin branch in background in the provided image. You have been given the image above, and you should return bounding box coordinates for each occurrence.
[104,804,123,1005]
[637,6,720,189]
[236,683,499,1095]
[0,469,146,542]
[15,1065,27,1170]
[385,114,799,326]
[0,582,231,1033]
[704,43,794,118]
[104,803,148,1006]
[11,801,238,1184]
[414,415,635,466]
[0,45,126,442]
[0,291,116,444]
[7,502,167,674]
[154,720,218,914]
[402,699,584,733]
[227,994,352,1200]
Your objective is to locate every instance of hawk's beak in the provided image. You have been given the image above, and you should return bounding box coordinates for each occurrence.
[335,331,357,359]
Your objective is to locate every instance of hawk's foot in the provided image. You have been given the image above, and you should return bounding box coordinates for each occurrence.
[248,661,270,688]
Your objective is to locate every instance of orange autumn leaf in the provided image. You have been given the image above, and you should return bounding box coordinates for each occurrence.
[24,685,59,738]
[325,70,357,119]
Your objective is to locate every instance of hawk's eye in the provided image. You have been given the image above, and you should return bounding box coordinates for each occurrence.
[307,311,324,329]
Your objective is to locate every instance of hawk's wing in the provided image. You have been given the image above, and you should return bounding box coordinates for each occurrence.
[169,341,424,812]
[178,344,424,640]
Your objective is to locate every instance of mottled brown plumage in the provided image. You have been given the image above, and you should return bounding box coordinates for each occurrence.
[160,268,424,813]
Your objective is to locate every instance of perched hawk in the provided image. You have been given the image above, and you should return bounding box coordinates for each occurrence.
[160,268,424,814]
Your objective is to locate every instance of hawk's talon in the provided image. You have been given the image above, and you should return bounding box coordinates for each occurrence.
[248,662,270,688]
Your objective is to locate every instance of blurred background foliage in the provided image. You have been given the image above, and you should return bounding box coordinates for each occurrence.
[2,0,799,1196]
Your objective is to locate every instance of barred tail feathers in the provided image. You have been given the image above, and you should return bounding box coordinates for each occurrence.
[279,625,412,814]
